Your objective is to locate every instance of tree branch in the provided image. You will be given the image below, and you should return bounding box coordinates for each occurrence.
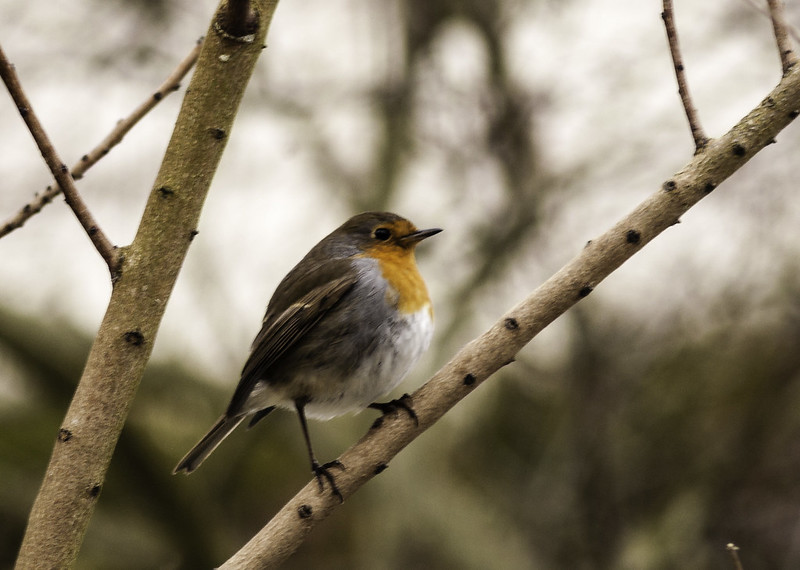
[0,44,120,276]
[661,0,710,152]
[73,38,204,180]
[220,63,800,569]
[0,38,202,240]
[767,0,799,75]
[13,2,280,568]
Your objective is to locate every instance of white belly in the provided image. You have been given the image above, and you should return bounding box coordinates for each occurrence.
[303,304,434,419]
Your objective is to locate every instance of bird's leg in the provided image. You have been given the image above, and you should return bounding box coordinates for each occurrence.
[368,393,418,429]
[295,399,344,502]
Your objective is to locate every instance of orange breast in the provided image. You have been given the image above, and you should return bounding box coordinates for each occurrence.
[366,246,432,317]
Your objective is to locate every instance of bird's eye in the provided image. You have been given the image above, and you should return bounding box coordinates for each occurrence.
[373,227,391,241]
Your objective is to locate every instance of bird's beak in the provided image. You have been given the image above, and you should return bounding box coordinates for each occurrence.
[400,227,442,246]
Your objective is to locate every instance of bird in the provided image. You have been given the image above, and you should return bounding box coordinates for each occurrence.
[173,211,441,500]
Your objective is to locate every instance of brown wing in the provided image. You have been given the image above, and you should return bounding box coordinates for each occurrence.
[225,272,356,415]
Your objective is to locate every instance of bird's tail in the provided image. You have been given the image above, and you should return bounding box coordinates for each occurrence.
[172,414,246,474]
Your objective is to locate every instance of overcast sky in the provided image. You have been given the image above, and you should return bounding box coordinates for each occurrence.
[1,0,798,393]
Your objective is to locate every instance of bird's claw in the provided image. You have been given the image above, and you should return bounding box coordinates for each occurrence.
[369,393,418,429]
[312,460,345,502]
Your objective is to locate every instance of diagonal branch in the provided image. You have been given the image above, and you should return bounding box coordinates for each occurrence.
[0,43,120,276]
[662,0,710,152]
[72,39,203,181]
[220,63,800,569]
[0,39,202,240]
[767,0,799,75]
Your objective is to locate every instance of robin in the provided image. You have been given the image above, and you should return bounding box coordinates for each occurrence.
[173,211,441,500]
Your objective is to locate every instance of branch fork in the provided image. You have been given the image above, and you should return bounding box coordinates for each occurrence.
[0,44,120,275]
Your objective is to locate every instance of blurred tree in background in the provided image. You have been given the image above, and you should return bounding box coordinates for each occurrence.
[2,0,800,568]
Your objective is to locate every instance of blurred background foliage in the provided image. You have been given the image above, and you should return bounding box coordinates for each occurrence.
[2,0,800,568]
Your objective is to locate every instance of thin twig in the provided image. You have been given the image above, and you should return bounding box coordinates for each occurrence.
[0,43,119,275]
[0,38,203,239]
[74,38,203,181]
[662,0,710,152]
[742,0,800,43]
[727,543,745,570]
[767,0,799,75]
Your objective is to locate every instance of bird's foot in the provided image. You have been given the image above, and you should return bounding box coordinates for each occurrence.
[312,459,345,502]
[368,393,418,429]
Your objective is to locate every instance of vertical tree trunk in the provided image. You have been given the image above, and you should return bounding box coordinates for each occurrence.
[15,2,280,567]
